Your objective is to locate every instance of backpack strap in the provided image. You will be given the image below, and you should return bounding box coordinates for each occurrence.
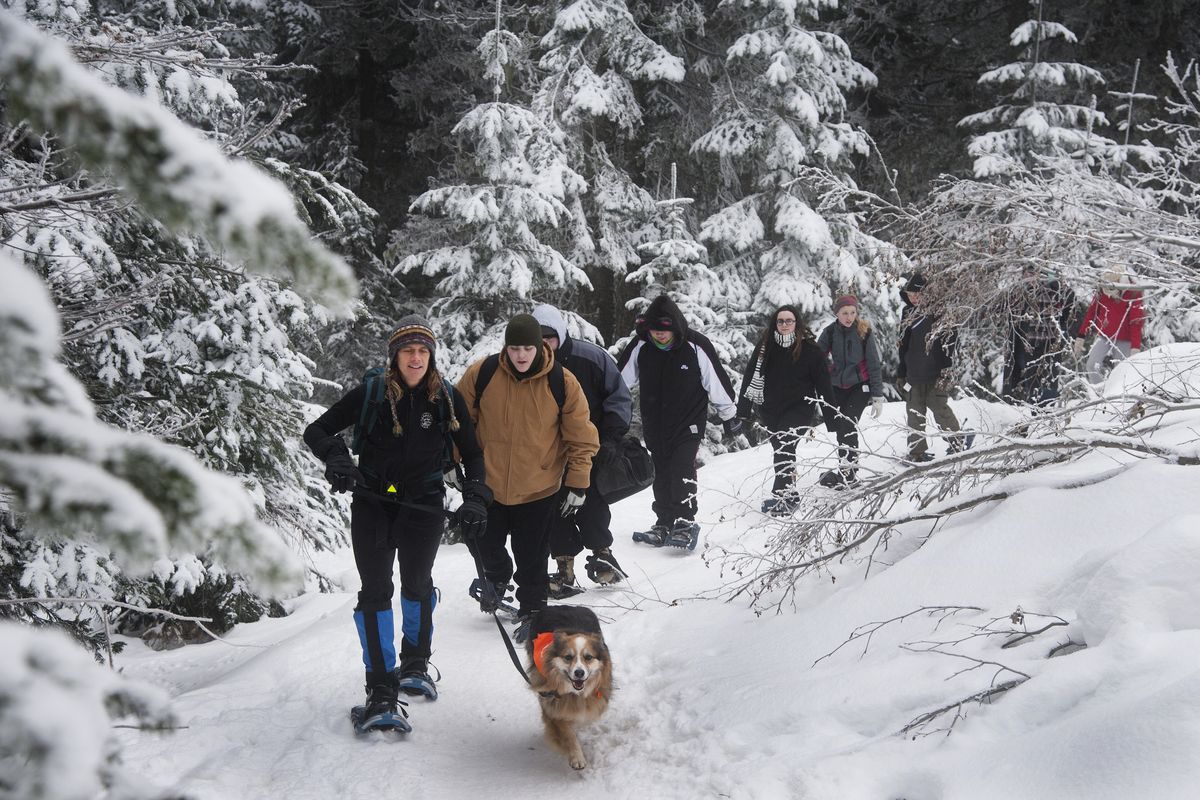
[351,367,387,455]
[473,353,565,411]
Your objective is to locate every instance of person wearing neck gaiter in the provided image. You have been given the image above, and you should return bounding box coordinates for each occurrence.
[616,294,740,549]
[738,305,832,513]
[457,313,598,643]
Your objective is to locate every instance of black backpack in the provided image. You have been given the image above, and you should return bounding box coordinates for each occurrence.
[472,353,565,412]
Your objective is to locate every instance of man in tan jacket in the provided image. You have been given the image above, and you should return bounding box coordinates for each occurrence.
[457,313,598,640]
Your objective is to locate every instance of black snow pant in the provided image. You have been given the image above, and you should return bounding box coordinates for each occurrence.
[549,483,613,558]
[471,492,559,616]
[351,492,444,687]
[649,436,701,527]
[767,426,811,497]
[827,383,871,463]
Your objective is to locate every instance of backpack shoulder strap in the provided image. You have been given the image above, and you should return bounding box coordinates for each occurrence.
[548,360,566,410]
[472,354,502,411]
[351,367,387,455]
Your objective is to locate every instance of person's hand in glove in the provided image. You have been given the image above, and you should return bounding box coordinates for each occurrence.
[595,437,620,468]
[894,376,908,398]
[1072,338,1086,358]
[559,488,586,517]
[870,396,885,419]
[736,398,753,420]
[723,417,744,438]
[456,488,490,540]
[324,449,363,494]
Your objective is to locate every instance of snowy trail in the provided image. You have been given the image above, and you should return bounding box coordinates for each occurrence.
[116,385,1200,799]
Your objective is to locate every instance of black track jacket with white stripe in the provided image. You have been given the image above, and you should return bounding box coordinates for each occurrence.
[615,297,737,450]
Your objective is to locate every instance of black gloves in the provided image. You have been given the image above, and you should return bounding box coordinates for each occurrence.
[324,449,363,494]
[595,438,620,468]
[722,417,744,438]
[736,398,753,419]
[559,488,586,517]
[456,481,493,540]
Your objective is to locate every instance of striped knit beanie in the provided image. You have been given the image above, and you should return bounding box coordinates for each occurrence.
[388,315,437,362]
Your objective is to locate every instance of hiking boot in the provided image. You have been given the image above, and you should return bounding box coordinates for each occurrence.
[363,678,401,720]
[906,452,935,465]
[548,557,584,599]
[666,520,701,551]
[585,548,624,585]
[632,524,670,547]
[819,469,845,488]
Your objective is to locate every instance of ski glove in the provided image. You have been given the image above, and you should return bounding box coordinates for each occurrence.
[595,438,620,468]
[324,450,363,494]
[870,397,885,419]
[559,488,586,518]
[723,417,744,438]
[456,496,489,540]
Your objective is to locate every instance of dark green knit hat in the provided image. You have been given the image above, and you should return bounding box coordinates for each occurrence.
[504,314,543,348]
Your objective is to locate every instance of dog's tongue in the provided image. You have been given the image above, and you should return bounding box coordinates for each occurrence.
[572,679,585,691]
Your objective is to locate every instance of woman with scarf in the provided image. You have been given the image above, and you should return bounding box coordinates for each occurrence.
[737,305,832,514]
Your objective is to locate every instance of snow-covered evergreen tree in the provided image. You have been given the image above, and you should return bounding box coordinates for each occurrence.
[0,7,362,644]
[532,0,686,314]
[958,0,1128,178]
[395,16,591,372]
[692,0,892,362]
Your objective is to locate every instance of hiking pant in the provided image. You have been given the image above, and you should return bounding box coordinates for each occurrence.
[827,383,871,463]
[351,493,444,686]
[767,426,811,498]
[1085,338,1132,385]
[905,381,961,459]
[650,436,701,527]
[549,483,612,558]
[473,493,559,616]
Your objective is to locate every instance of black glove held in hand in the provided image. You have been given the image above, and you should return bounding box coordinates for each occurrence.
[456,497,489,540]
[722,417,744,438]
[324,450,363,494]
[595,438,620,467]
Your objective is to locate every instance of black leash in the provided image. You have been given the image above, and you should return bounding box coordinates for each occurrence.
[349,486,532,685]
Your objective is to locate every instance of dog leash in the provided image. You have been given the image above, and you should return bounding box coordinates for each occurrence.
[349,487,532,686]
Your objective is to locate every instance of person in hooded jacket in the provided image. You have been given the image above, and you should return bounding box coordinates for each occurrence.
[897,274,964,462]
[457,313,599,642]
[1072,268,1145,385]
[304,315,490,731]
[531,304,632,596]
[616,294,740,549]
[738,305,833,513]
[815,295,884,488]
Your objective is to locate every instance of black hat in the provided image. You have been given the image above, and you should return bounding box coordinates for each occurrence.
[540,325,558,339]
[505,314,543,348]
[904,274,927,293]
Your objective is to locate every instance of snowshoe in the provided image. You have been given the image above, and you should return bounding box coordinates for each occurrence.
[469,577,519,618]
[818,470,845,489]
[763,496,797,516]
[351,683,410,735]
[584,549,624,585]
[632,524,670,547]
[548,556,586,599]
[395,671,438,701]
[665,522,701,551]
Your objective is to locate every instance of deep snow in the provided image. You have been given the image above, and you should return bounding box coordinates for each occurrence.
[116,355,1200,799]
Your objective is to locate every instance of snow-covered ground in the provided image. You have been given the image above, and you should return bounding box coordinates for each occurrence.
[116,354,1200,800]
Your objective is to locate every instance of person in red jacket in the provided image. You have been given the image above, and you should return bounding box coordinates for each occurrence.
[1072,269,1145,384]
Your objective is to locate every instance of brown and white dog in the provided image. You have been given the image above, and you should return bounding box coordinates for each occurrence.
[525,605,612,770]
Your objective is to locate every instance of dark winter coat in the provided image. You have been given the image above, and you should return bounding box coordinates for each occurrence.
[615,295,737,451]
[817,322,884,396]
[897,298,954,383]
[304,376,487,512]
[532,304,632,441]
[738,335,832,432]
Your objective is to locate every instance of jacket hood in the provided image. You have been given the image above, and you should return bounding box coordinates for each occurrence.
[641,294,690,342]
[532,303,568,344]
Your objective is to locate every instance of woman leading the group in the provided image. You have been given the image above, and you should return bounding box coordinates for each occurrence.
[737,305,832,514]
[304,315,491,734]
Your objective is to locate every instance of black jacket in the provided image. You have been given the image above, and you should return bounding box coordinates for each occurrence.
[304,377,486,501]
[532,304,632,441]
[738,335,832,432]
[615,295,737,449]
[897,299,954,383]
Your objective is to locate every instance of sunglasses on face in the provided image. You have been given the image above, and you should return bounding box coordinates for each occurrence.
[639,315,675,330]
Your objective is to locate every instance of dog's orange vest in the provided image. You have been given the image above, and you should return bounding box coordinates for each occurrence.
[532,632,554,676]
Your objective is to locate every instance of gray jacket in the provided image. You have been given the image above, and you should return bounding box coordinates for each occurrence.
[817,322,883,397]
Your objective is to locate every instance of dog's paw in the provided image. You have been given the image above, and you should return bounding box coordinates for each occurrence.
[569,755,587,771]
